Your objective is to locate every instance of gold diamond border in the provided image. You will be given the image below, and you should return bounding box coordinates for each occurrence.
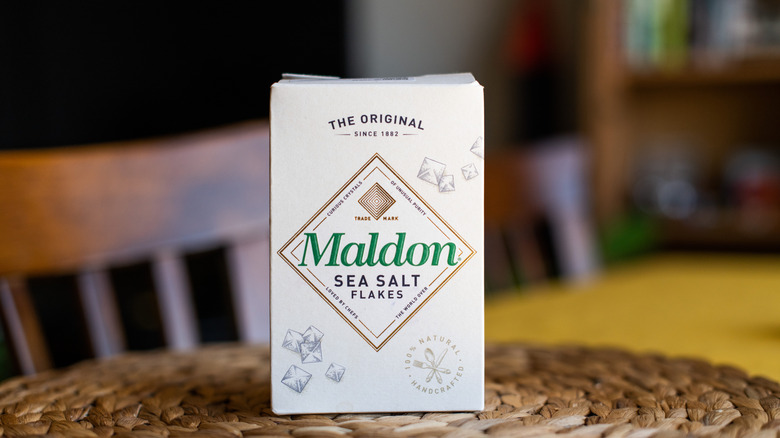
[277,153,476,351]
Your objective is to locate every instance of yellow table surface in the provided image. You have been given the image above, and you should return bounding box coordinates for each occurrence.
[485,253,780,381]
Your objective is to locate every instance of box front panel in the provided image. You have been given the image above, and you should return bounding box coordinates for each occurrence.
[271,79,484,414]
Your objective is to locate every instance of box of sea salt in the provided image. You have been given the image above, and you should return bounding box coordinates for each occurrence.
[270,73,484,414]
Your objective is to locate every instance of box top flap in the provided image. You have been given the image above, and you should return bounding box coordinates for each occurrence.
[275,73,477,86]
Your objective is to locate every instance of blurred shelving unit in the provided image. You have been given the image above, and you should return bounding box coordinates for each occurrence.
[626,59,780,86]
[660,209,780,250]
[584,0,780,251]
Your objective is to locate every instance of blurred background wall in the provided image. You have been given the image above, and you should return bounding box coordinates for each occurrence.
[347,0,515,149]
[0,2,346,149]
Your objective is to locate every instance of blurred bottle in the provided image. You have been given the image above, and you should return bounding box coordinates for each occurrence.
[724,148,780,234]
[632,142,701,220]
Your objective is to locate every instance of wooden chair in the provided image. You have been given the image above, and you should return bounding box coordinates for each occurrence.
[484,149,548,291]
[0,121,270,375]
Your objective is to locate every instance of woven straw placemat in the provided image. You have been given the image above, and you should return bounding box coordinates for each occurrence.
[0,344,777,437]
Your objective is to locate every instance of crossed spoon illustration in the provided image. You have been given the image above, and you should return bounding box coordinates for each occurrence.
[413,348,451,383]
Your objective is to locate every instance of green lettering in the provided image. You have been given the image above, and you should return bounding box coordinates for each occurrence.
[296,232,458,267]
[366,233,380,266]
[298,233,343,266]
[428,242,458,266]
[379,233,406,266]
[340,242,366,266]
[406,243,429,266]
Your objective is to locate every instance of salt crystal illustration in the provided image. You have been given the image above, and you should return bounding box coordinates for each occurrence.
[325,363,346,382]
[282,330,304,353]
[438,175,455,192]
[300,341,323,364]
[417,157,446,185]
[470,136,484,158]
[282,365,312,393]
[461,163,478,180]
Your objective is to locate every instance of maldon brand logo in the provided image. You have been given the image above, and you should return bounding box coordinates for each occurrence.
[278,154,474,351]
[297,232,458,267]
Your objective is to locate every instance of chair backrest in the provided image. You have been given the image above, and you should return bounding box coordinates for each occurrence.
[0,121,270,374]
[484,149,550,290]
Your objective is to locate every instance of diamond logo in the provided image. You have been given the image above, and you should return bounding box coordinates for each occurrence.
[358,183,396,220]
[278,154,475,351]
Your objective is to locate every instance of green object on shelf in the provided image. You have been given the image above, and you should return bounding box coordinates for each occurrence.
[600,212,658,264]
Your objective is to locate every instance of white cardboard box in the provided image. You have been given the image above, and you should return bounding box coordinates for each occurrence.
[270,74,484,414]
